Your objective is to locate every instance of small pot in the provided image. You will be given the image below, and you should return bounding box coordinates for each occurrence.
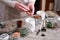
[0,33,9,40]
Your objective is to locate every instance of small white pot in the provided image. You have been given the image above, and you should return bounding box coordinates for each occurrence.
[0,33,9,40]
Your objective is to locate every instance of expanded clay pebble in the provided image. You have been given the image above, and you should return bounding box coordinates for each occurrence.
[41,34,45,37]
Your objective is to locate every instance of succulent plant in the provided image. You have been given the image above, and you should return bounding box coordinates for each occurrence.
[20,28,28,37]
[46,22,52,28]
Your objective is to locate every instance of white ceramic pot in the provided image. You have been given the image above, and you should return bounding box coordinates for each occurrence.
[0,33,9,40]
[36,10,45,20]
[57,17,60,27]
[25,17,35,32]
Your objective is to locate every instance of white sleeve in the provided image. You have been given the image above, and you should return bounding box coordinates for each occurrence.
[29,0,36,3]
[0,0,17,8]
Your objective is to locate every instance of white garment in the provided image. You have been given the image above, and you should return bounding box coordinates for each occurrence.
[0,0,36,21]
[0,0,36,8]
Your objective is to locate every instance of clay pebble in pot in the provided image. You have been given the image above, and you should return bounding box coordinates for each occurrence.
[11,32,20,40]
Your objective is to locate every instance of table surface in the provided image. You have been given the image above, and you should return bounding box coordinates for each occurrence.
[18,28,60,40]
[17,12,60,40]
[7,11,60,40]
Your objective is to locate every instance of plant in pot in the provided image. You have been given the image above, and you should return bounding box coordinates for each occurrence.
[46,22,52,28]
[20,28,28,37]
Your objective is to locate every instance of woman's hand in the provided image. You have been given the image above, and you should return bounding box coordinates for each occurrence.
[14,2,30,12]
[27,3,35,16]
[14,2,35,16]
[14,2,34,16]
[0,0,35,16]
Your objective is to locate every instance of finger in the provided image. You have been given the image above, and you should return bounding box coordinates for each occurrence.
[15,3,29,12]
[27,12,33,16]
[29,12,33,16]
[19,3,30,10]
[31,6,35,15]
[26,12,30,16]
[18,5,28,12]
